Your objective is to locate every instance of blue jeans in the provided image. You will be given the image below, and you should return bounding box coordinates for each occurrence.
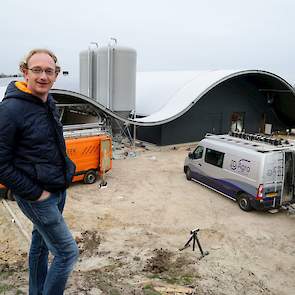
[15,191,79,295]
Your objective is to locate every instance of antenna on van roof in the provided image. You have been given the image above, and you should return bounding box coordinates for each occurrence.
[228,131,289,147]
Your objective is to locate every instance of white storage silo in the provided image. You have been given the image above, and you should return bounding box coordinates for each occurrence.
[80,42,137,117]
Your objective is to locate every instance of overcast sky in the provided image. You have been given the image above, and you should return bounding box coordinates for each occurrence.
[1,0,295,82]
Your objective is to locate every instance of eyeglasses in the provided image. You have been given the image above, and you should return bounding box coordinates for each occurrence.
[28,67,57,76]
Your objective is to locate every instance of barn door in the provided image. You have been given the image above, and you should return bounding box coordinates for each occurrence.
[208,113,222,134]
[230,112,245,132]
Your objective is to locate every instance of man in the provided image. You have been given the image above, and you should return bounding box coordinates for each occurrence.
[0,49,79,295]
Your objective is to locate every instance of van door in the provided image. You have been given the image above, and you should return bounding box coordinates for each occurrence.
[189,145,207,182]
[281,151,294,204]
[202,148,225,191]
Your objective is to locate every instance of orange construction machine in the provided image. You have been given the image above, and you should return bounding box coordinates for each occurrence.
[66,134,112,184]
[0,183,7,199]
[0,131,112,199]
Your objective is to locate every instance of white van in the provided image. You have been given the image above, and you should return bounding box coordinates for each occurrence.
[184,132,295,211]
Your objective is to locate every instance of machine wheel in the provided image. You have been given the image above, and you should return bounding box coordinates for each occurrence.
[237,193,252,211]
[83,170,97,184]
[185,167,192,181]
[6,190,15,201]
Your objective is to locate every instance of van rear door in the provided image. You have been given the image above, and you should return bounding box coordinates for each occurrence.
[264,151,284,207]
[281,151,294,204]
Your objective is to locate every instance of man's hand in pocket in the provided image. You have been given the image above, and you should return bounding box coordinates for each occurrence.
[37,190,50,202]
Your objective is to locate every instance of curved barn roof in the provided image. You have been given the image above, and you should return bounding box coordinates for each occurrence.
[135,70,295,125]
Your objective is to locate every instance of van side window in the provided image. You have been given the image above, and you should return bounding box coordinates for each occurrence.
[205,148,224,168]
[193,146,204,159]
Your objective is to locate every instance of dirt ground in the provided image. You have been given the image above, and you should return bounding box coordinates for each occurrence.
[0,144,295,295]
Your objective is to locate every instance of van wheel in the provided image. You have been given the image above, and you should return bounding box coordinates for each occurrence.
[83,170,97,184]
[185,168,192,181]
[237,194,252,211]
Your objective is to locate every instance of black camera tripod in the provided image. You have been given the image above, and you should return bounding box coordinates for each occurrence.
[179,229,209,258]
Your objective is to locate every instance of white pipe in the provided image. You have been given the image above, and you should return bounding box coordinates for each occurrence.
[87,46,92,98]
[109,47,114,110]
[88,42,99,98]
[107,38,117,110]
[107,45,111,109]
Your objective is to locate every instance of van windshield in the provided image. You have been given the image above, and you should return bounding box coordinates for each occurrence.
[193,146,204,159]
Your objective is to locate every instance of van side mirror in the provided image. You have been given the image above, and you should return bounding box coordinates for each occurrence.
[188,152,193,159]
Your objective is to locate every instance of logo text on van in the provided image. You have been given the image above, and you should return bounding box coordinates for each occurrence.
[230,159,251,175]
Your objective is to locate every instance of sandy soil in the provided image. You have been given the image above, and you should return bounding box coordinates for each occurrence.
[0,145,295,295]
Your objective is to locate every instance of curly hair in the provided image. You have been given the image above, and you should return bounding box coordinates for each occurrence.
[19,49,61,74]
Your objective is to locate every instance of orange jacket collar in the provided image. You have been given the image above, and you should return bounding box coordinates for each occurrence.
[15,81,32,94]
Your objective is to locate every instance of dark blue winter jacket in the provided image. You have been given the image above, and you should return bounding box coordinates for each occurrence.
[0,81,76,201]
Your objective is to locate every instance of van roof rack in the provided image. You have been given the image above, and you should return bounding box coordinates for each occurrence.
[228,131,290,146]
[204,132,294,152]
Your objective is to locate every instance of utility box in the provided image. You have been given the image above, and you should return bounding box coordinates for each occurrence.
[265,123,272,135]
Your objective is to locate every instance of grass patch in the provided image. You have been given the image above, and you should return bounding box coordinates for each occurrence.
[0,283,14,293]
[143,284,162,295]
[109,289,121,295]
[145,252,200,287]
[148,272,194,285]
[164,274,194,285]
[0,270,14,280]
